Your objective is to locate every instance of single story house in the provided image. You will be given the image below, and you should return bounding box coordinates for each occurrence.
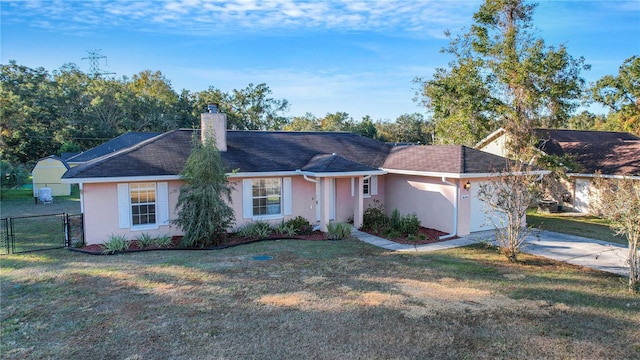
[476,128,640,212]
[62,111,546,245]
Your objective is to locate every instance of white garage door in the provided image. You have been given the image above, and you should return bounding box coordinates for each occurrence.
[469,181,507,232]
[574,178,591,213]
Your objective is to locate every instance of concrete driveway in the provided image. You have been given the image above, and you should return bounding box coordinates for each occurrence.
[521,230,629,276]
[352,229,631,276]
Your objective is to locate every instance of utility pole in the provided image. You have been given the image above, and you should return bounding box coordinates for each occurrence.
[82,49,116,79]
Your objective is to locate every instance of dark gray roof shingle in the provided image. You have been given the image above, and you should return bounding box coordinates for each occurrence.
[66,132,162,163]
[64,130,391,179]
[383,145,512,174]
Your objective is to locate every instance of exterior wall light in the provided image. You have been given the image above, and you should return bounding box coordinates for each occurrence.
[464,181,471,190]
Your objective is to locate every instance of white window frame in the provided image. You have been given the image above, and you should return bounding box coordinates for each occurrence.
[363,177,371,197]
[118,182,169,231]
[352,175,378,198]
[130,183,157,229]
[243,177,292,220]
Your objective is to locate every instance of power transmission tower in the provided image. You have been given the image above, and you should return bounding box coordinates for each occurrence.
[82,49,116,79]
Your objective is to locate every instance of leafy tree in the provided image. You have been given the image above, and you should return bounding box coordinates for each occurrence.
[351,115,379,139]
[174,135,235,247]
[0,61,60,163]
[416,0,589,153]
[375,113,433,143]
[284,113,321,131]
[192,86,229,119]
[227,83,290,130]
[590,177,640,292]
[85,77,133,139]
[567,110,603,130]
[477,162,542,262]
[591,55,640,136]
[320,111,353,131]
[415,58,495,146]
[127,70,179,131]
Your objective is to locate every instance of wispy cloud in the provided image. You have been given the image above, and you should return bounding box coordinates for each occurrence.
[2,0,479,37]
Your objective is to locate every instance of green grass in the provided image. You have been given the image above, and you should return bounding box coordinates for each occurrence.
[1,241,638,359]
[1,184,79,201]
[527,208,627,245]
[0,188,32,201]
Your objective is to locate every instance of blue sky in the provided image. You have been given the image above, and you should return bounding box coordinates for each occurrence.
[2,0,639,121]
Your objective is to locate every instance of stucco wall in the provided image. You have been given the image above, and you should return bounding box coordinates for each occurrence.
[82,175,386,245]
[384,174,456,234]
[334,176,385,224]
[83,181,183,245]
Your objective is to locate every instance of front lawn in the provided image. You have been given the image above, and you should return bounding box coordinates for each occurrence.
[2,240,639,359]
[527,208,627,245]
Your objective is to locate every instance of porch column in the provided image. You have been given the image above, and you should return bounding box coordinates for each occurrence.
[353,176,364,229]
[318,177,332,232]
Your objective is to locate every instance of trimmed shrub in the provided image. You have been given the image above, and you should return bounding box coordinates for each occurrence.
[275,221,298,236]
[101,234,130,254]
[285,216,313,235]
[327,222,352,240]
[362,200,388,230]
[236,221,273,238]
[136,233,155,248]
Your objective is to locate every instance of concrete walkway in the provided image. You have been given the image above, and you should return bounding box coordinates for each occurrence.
[351,229,630,276]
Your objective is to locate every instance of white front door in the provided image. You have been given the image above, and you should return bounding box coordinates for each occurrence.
[315,179,336,223]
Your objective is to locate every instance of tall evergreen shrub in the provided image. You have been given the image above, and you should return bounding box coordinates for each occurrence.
[174,135,235,247]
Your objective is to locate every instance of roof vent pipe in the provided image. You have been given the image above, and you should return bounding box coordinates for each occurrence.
[207,103,219,113]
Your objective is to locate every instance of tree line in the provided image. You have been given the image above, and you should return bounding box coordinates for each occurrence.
[2,5,638,165]
[0,60,435,166]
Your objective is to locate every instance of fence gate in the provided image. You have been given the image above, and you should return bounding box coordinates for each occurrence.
[0,213,84,254]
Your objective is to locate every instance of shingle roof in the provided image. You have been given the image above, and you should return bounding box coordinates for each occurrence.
[300,154,378,173]
[63,130,534,180]
[560,141,640,176]
[66,132,162,163]
[63,130,391,179]
[224,131,390,173]
[534,129,640,143]
[532,129,640,176]
[63,130,194,179]
[383,145,513,174]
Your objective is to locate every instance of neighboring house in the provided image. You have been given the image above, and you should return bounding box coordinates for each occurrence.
[32,155,71,197]
[476,128,640,212]
[62,111,544,245]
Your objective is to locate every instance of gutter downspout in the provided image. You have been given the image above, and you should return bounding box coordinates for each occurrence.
[79,182,84,214]
[298,170,322,230]
[439,177,458,240]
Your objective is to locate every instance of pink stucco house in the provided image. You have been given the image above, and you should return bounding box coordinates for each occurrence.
[62,110,544,245]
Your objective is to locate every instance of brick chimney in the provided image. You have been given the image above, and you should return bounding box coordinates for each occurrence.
[200,103,227,151]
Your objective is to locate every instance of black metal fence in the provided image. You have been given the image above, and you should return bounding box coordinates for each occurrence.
[0,213,84,255]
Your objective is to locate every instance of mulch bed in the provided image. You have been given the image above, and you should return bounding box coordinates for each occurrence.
[71,227,455,255]
[360,226,456,245]
[71,231,330,255]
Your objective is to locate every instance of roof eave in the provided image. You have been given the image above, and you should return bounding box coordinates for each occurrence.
[61,175,182,184]
[383,168,549,178]
[567,173,640,180]
[296,169,386,178]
